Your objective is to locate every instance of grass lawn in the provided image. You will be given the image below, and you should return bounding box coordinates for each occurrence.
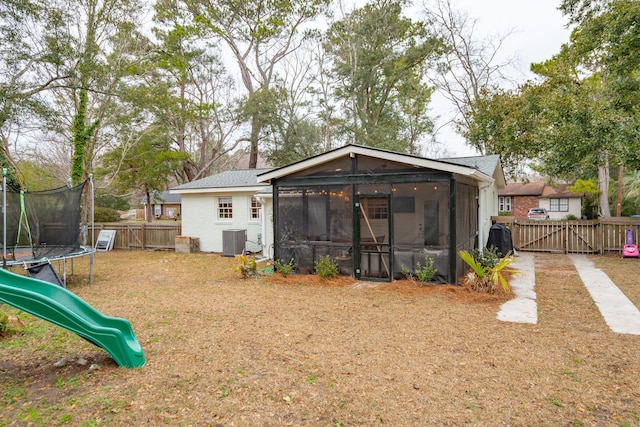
[1,250,640,426]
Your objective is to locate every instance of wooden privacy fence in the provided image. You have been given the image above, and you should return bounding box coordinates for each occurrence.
[93,223,182,250]
[496,217,640,254]
[91,219,640,254]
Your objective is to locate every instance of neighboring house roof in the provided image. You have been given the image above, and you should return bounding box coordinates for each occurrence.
[499,182,583,198]
[499,182,546,197]
[170,168,274,194]
[143,190,181,204]
[257,144,500,185]
[541,183,583,198]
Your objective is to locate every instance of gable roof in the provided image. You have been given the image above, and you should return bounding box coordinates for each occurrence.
[170,168,273,194]
[499,182,583,198]
[541,183,583,198]
[143,190,181,204]
[442,154,506,189]
[257,144,501,185]
[499,182,546,197]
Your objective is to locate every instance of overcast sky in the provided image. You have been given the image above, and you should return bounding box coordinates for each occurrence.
[433,0,573,157]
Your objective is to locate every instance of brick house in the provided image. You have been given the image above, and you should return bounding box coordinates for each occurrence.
[498,182,583,220]
[143,190,182,221]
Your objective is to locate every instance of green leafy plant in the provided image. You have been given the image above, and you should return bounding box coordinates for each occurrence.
[274,259,296,277]
[470,247,501,269]
[415,256,437,282]
[401,256,437,285]
[458,249,519,293]
[314,255,339,279]
[234,254,257,278]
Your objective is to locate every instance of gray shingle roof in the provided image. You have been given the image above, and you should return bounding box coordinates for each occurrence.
[142,190,181,204]
[441,154,501,178]
[171,168,273,191]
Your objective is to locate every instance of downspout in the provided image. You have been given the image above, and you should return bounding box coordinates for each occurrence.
[477,181,491,249]
[257,195,268,257]
[273,181,279,263]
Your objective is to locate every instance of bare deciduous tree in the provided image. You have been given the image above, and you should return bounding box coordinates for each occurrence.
[423,0,517,153]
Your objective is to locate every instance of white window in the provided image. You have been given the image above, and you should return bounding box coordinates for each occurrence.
[363,198,388,219]
[499,196,512,212]
[218,197,233,219]
[550,198,569,212]
[153,204,162,216]
[250,197,261,221]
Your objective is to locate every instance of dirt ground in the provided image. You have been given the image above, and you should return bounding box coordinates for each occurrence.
[1,250,640,426]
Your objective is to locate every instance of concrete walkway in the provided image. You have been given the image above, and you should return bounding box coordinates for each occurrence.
[569,254,640,335]
[497,252,640,335]
[497,253,537,324]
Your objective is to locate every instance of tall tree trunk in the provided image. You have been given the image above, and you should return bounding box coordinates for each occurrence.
[598,165,610,217]
[145,186,153,223]
[616,164,624,217]
[249,114,260,169]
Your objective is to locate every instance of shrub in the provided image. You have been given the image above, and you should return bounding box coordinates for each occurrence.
[234,254,257,278]
[471,247,501,268]
[314,255,338,279]
[458,249,518,294]
[401,256,437,285]
[94,207,121,222]
[566,214,578,220]
[415,256,437,282]
[274,259,295,277]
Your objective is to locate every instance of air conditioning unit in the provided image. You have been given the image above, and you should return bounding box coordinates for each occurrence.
[222,229,247,257]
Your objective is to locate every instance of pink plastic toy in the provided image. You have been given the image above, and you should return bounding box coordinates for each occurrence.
[623,229,639,258]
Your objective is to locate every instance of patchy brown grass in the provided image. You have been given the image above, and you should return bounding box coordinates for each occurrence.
[1,250,640,426]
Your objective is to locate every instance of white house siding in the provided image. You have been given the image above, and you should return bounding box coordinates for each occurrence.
[539,197,582,220]
[180,192,263,253]
[260,198,275,258]
[479,183,499,247]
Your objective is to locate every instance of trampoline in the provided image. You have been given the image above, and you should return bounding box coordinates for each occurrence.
[1,173,95,286]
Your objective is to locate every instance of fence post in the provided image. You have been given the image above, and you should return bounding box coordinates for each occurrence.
[141,223,146,250]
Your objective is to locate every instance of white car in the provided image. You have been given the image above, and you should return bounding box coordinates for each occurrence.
[528,208,549,220]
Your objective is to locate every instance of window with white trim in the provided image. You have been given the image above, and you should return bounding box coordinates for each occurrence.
[250,197,261,221]
[550,198,569,212]
[363,198,388,219]
[499,196,512,212]
[153,204,162,216]
[218,197,233,219]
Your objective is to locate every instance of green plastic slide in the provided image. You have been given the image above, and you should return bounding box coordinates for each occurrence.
[0,268,145,368]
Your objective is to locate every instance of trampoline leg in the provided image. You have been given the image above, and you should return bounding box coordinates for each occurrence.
[89,251,94,285]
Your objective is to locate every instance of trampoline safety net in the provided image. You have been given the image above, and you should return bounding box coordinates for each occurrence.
[1,182,86,261]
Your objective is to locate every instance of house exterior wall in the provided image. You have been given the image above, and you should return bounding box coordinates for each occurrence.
[539,197,582,220]
[512,196,540,220]
[180,192,263,253]
[162,203,181,220]
[259,197,275,258]
[479,183,498,247]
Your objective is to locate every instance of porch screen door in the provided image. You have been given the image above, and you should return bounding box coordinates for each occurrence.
[356,195,391,281]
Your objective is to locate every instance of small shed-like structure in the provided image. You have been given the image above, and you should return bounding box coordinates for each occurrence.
[258,145,505,284]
